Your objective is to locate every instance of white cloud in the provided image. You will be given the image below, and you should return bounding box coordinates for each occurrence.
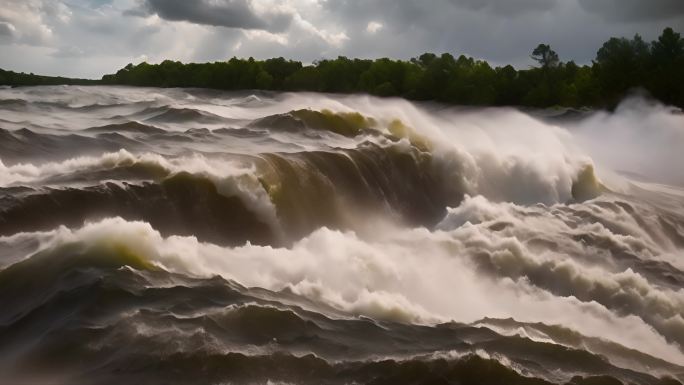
[366,21,383,34]
[243,30,289,45]
[292,12,349,47]
[0,0,55,45]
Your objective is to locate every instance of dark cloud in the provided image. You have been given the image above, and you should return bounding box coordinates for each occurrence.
[0,22,16,38]
[449,0,559,15]
[129,0,292,32]
[578,0,684,22]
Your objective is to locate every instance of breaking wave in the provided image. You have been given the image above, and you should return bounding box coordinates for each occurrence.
[1,86,684,384]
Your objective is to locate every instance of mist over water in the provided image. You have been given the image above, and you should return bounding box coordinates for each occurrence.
[1,85,683,384]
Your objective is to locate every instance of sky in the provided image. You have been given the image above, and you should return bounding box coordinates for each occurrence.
[0,0,682,79]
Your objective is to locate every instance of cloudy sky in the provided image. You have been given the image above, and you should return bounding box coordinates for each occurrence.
[0,0,682,79]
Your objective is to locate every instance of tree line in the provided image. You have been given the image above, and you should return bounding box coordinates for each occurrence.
[0,68,97,87]
[2,27,682,108]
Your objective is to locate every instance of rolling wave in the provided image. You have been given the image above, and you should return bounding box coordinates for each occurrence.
[1,86,683,384]
[0,222,681,384]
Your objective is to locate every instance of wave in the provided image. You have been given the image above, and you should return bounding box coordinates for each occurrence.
[9,352,657,385]
[0,85,178,111]
[83,121,167,135]
[2,214,682,369]
[249,108,378,138]
[0,128,133,166]
[0,98,29,110]
[251,107,604,206]
[0,226,681,384]
[3,87,684,384]
[438,195,684,349]
[0,174,277,247]
[0,97,158,114]
[0,136,635,255]
[144,107,230,125]
[474,317,684,380]
[3,89,610,207]
[255,142,463,239]
[1,144,462,243]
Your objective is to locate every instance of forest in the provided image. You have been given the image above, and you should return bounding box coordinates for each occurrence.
[0,69,97,87]
[3,27,683,109]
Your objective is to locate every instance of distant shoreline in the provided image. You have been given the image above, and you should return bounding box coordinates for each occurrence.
[1,27,682,110]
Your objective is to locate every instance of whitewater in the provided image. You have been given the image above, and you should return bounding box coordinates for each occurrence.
[0,85,683,384]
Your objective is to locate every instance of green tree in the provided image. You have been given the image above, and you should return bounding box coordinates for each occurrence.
[652,27,684,61]
[594,34,650,105]
[84,26,684,109]
[531,44,560,69]
[650,27,684,105]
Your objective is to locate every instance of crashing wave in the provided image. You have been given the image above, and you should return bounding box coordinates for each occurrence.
[2,86,684,384]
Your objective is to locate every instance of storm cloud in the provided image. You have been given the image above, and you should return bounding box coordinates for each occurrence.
[130,0,292,32]
[449,0,559,15]
[0,22,16,38]
[578,0,684,22]
[0,0,682,78]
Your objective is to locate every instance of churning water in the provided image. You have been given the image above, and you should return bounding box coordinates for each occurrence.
[1,85,683,384]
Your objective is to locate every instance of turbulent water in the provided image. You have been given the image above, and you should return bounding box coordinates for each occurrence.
[1,85,684,385]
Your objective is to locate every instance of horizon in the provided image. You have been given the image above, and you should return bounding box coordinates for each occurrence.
[1,0,683,79]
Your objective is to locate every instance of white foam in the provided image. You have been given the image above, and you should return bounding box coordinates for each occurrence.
[6,215,681,366]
